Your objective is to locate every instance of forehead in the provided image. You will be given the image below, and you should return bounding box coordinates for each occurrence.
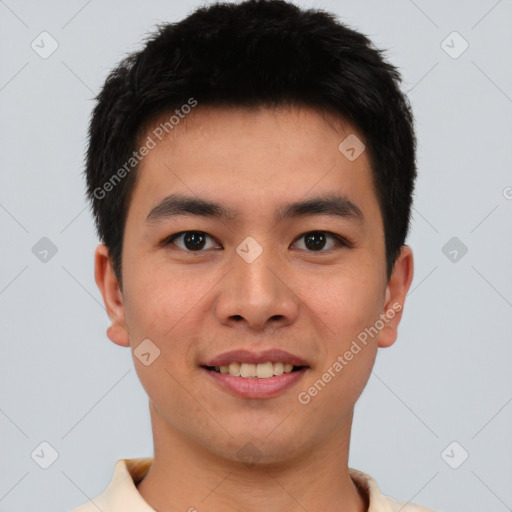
[141,103,360,154]
[129,104,380,225]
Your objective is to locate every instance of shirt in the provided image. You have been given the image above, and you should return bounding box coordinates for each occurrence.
[70,458,436,512]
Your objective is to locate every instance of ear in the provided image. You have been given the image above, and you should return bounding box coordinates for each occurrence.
[94,244,130,347]
[377,245,414,348]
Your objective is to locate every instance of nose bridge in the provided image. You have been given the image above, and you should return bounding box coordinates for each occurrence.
[237,250,280,301]
[215,240,299,329]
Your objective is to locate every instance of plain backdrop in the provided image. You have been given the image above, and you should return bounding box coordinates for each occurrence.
[1,1,511,511]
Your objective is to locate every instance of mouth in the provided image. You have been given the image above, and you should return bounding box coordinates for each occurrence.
[200,349,310,399]
[202,362,307,378]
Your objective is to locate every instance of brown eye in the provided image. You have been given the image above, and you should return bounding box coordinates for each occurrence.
[304,232,327,250]
[164,231,220,252]
[293,231,350,252]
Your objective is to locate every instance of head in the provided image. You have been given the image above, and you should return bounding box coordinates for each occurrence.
[87,0,415,465]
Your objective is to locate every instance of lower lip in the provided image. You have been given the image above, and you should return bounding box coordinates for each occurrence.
[202,367,308,399]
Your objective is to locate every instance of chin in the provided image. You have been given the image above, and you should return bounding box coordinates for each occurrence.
[200,430,309,467]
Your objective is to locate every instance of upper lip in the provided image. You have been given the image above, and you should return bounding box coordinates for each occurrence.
[202,349,309,367]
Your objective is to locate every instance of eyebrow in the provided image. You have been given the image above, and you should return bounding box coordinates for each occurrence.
[145,193,364,224]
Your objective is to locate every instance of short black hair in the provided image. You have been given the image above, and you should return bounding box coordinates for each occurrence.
[84,0,416,287]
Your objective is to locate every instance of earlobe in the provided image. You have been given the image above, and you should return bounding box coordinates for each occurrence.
[377,245,414,349]
[94,244,130,347]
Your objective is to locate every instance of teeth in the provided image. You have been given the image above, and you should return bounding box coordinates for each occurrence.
[215,361,300,378]
[256,361,273,378]
[228,362,240,376]
[273,362,284,376]
[240,363,256,378]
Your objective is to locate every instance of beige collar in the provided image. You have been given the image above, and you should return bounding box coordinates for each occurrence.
[73,457,431,512]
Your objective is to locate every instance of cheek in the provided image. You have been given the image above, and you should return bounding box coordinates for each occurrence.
[297,286,380,426]
[305,264,384,345]
[123,262,201,339]
[121,265,204,418]
[299,265,383,399]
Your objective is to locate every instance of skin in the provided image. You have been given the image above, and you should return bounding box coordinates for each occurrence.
[95,104,414,512]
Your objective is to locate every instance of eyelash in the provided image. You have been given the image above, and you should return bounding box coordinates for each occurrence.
[161,230,353,253]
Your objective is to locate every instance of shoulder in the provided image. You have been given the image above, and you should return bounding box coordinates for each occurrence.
[70,503,99,512]
[385,497,437,512]
[68,457,154,512]
[349,468,437,512]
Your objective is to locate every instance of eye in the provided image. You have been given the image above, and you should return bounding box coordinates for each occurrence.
[163,231,221,252]
[292,231,351,252]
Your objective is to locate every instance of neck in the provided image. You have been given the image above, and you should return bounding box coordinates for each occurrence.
[136,401,368,512]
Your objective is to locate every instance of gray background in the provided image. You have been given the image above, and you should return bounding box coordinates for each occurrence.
[1,1,511,511]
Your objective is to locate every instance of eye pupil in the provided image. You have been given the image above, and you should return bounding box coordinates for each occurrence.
[304,232,326,251]
[184,231,206,250]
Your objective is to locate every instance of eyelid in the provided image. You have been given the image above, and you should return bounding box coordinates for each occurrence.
[161,230,353,252]
[161,231,220,250]
[291,231,354,251]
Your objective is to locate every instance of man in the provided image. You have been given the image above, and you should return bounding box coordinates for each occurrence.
[74,0,435,510]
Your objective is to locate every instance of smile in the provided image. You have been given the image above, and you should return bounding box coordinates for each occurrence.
[201,348,310,398]
[204,361,305,378]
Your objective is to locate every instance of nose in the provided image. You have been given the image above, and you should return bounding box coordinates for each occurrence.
[214,245,300,332]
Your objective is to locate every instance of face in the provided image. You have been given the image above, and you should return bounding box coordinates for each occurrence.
[95,104,413,464]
